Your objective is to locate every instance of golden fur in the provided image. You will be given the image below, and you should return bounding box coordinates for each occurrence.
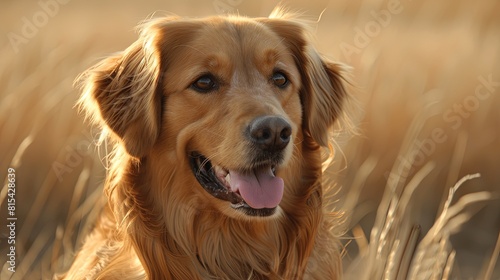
[60,9,348,280]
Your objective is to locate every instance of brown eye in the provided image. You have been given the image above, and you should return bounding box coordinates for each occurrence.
[191,75,218,93]
[272,72,289,88]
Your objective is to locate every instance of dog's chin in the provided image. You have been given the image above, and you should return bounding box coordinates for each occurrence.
[189,152,285,218]
[219,202,284,221]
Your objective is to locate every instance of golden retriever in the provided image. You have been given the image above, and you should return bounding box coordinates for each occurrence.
[60,8,348,280]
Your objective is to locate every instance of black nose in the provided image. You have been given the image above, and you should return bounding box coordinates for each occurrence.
[248,116,292,151]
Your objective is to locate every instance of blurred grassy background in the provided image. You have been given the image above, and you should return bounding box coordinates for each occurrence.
[0,0,498,279]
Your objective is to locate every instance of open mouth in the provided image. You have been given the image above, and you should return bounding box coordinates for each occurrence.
[189,153,284,217]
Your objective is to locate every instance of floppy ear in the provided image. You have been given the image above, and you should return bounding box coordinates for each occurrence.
[76,21,167,158]
[261,17,348,147]
[300,50,348,146]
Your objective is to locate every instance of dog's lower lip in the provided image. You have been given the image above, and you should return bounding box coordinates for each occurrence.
[231,202,246,209]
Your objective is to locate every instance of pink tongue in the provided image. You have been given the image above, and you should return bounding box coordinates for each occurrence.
[229,167,284,209]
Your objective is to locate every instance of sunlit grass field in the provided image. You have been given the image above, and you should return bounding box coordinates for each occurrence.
[0,0,499,279]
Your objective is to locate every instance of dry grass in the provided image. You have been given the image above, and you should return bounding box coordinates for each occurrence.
[0,0,499,279]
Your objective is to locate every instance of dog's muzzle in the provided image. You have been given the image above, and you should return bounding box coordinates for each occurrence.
[189,115,292,217]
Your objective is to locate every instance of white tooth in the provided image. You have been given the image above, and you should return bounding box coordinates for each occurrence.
[268,166,275,177]
[213,165,226,177]
[225,173,231,185]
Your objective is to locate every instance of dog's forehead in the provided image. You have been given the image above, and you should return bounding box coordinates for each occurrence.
[188,17,292,64]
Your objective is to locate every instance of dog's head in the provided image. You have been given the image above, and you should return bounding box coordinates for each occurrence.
[78,12,348,219]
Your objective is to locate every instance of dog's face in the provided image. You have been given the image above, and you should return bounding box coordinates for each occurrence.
[78,15,347,219]
[161,18,304,217]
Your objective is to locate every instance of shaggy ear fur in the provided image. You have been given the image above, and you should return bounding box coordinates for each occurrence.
[260,16,348,146]
[301,53,348,146]
[76,23,164,158]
